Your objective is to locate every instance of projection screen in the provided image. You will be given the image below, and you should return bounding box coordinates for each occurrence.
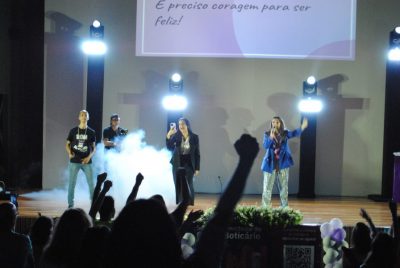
[136,0,357,60]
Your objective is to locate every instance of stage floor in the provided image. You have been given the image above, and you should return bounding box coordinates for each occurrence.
[16,193,395,227]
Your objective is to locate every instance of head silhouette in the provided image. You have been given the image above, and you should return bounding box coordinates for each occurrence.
[107,199,181,267]
[351,222,371,252]
[99,195,115,222]
[0,202,17,231]
[42,208,92,266]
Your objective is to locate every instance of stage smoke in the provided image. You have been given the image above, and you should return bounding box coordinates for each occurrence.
[93,130,175,210]
[23,130,176,214]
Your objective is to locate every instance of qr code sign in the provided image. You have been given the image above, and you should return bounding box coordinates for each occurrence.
[283,245,314,268]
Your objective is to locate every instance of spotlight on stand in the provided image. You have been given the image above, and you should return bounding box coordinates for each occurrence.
[92,20,101,28]
[388,26,400,61]
[374,26,400,202]
[82,40,107,55]
[306,75,316,86]
[162,95,188,111]
[298,76,323,113]
[298,76,322,198]
[81,20,107,55]
[162,73,187,111]
[162,73,188,130]
[170,73,183,89]
[298,99,323,113]
[82,19,106,142]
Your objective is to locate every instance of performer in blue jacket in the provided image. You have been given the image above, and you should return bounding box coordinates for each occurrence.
[261,116,308,207]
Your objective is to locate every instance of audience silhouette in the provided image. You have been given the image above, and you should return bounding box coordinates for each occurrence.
[0,202,34,268]
[39,208,92,267]
[29,215,53,268]
[7,133,400,267]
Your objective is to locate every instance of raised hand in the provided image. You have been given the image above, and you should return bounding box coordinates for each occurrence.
[126,172,144,204]
[97,172,108,184]
[178,210,204,237]
[360,208,371,221]
[89,179,112,220]
[136,172,144,185]
[166,125,178,139]
[103,180,113,192]
[187,209,204,222]
[193,134,259,266]
[360,207,377,237]
[234,134,259,160]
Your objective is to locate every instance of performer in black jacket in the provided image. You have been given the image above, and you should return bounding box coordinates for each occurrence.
[166,118,200,205]
[103,114,128,151]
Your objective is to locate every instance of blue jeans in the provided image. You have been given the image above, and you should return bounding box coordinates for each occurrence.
[68,162,94,207]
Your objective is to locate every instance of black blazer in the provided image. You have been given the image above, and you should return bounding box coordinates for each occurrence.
[166,132,200,171]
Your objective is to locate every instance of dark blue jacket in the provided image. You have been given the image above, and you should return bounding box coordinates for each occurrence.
[261,128,302,173]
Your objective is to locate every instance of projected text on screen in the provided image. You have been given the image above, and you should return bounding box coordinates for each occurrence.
[136,0,357,60]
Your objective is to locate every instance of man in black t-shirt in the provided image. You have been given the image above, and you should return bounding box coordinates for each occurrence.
[65,110,96,208]
[103,114,127,151]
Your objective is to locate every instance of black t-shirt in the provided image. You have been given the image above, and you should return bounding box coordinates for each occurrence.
[67,126,96,163]
[103,126,126,150]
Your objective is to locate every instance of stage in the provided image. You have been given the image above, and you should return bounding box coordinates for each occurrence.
[15,193,395,227]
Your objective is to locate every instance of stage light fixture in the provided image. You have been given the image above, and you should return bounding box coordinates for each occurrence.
[388,48,400,62]
[81,41,107,55]
[298,76,322,113]
[169,73,183,93]
[90,19,104,39]
[298,98,323,113]
[306,76,316,85]
[84,20,106,142]
[82,19,106,56]
[165,73,187,129]
[164,73,187,110]
[378,26,400,202]
[303,76,317,96]
[388,27,400,61]
[171,73,182,83]
[298,76,321,198]
[92,20,101,28]
[162,95,188,111]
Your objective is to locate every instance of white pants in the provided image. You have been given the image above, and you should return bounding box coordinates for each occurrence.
[262,168,289,207]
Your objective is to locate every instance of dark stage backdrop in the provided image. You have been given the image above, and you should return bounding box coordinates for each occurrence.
[0,0,44,189]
